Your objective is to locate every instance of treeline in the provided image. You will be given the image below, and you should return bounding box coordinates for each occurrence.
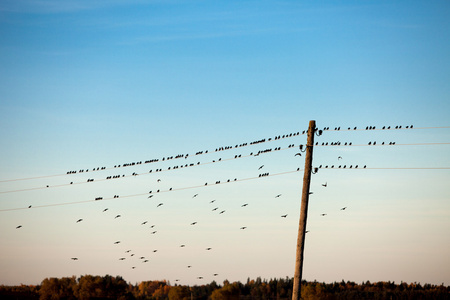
[0,275,449,300]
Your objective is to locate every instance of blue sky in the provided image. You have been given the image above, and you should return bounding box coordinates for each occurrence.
[0,0,449,287]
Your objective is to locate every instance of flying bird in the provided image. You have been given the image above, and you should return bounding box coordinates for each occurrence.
[241,203,248,207]
[258,165,264,170]
[338,156,342,160]
[275,194,282,198]
[212,207,218,211]
[157,203,163,207]
[320,214,327,216]
[322,182,327,187]
[219,210,225,214]
[180,245,185,247]
[341,207,347,210]
[16,225,22,229]
[28,205,32,208]
[281,214,288,218]
[295,153,302,156]
[206,248,212,250]
[103,208,108,212]
[115,215,121,219]
[76,219,83,223]
[114,241,121,244]
[71,258,78,260]
[190,222,197,225]
[119,258,126,260]
[141,221,148,225]
[192,194,198,198]
[240,227,247,230]
[210,200,216,203]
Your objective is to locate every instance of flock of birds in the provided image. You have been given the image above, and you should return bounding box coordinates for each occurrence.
[9,125,415,282]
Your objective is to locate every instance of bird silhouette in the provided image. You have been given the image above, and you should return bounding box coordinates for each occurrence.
[15,225,22,229]
[126,250,131,253]
[192,194,198,198]
[219,210,225,214]
[190,222,197,225]
[76,219,83,223]
[114,241,121,244]
[180,245,185,247]
[103,208,108,212]
[338,156,342,160]
[320,213,327,216]
[281,214,288,218]
[322,182,327,187]
[28,205,32,208]
[212,207,218,211]
[210,200,216,203]
[119,258,126,260]
[258,165,264,170]
[141,221,147,225]
[341,207,347,210]
[71,258,78,260]
[275,194,282,198]
[241,203,248,207]
[157,203,163,207]
[240,227,247,230]
[115,215,121,219]
[206,248,212,250]
[295,153,302,156]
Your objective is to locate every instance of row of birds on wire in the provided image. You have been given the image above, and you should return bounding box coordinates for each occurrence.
[43,139,384,192]
[60,123,412,176]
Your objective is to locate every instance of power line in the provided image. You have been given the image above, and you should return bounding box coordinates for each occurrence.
[0,168,302,212]
[2,125,447,183]
[1,141,449,194]
[0,130,306,183]
[0,144,299,194]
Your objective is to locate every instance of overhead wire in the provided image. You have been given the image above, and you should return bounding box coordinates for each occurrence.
[2,124,448,183]
[0,168,302,212]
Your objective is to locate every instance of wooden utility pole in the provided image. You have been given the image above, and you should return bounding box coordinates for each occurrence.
[292,120,316,300]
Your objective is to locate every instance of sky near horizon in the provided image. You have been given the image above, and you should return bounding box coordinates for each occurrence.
[0,0,449,287]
